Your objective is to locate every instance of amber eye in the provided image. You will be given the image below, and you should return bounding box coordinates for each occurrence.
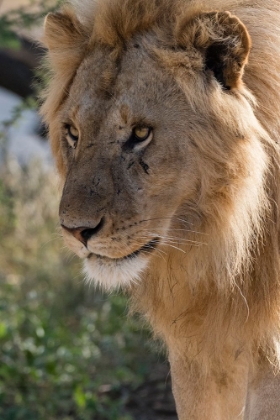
[65,124,79,149]
[133,126,152,142]
[124,126,153,151]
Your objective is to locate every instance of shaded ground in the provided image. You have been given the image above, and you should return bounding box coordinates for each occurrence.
[127,366,178,420]
[110,364,177,420]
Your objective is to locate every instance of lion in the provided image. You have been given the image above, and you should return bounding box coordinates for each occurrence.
[41,0,280,418]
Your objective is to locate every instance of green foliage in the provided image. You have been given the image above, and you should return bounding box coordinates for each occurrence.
[0,161,158,420]
[0,16,21,50]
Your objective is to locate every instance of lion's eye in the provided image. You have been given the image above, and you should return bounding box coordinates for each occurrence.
[133,126,152,142]
[65,124,79,149]
[124,126,153,151]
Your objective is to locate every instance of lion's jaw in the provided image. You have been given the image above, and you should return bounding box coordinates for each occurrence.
[61,222,165,290]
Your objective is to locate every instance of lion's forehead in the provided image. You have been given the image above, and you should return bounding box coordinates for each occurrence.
[66,43,182,128]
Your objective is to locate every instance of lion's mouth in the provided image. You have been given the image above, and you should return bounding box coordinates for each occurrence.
[87,237,159,262]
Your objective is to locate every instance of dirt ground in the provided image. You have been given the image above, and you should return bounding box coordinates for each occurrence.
[114,363,178,420]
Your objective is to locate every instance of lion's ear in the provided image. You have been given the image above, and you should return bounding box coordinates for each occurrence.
[177,11,251,89]
[43,8,87,74]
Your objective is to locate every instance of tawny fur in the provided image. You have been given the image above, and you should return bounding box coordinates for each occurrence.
[41,0,280,418]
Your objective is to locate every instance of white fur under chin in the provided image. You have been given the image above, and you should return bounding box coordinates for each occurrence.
[83,254,149,290]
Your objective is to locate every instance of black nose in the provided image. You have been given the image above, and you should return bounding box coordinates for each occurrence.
[62,218,105,246]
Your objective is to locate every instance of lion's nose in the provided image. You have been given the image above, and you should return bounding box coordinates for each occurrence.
[61,218,104,246]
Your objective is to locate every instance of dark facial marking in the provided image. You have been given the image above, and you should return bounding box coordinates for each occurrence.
[127,161,135,170]
[139,158,150,174]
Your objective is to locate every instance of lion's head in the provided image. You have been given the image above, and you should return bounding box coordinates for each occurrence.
[41,0,270,291]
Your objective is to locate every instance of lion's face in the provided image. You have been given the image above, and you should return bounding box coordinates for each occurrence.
[58,45,198,288]
[43,2,255,290]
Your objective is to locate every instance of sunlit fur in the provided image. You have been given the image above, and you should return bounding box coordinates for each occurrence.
[41,0,280,418]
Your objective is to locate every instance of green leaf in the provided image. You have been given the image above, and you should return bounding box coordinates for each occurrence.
[73,385,86,409]
[0,323,7,339]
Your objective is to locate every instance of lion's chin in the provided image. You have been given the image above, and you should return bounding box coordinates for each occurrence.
[83,253,149,290]
[83,237,159,290]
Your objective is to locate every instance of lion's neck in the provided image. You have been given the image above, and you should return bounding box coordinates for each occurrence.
[131,225,280,372]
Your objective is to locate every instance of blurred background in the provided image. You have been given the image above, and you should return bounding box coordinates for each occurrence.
[0,1,177,419]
